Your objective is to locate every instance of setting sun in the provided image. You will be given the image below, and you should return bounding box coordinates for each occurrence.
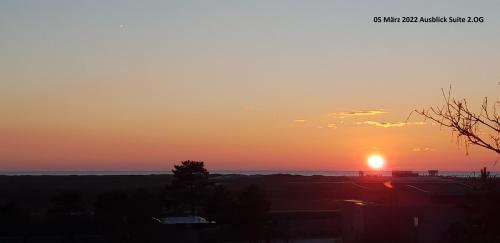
[367,155,385,170]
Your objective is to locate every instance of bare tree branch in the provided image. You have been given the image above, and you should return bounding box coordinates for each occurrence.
[408,86,500,155]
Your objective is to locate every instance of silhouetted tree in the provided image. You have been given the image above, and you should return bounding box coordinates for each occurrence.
[166,160,211,215]
[411,86,499,155]
[481,167,491,181]
[172,160,209,184]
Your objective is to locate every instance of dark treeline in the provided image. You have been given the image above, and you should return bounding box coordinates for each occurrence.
[1,164,500,243]
[0,161,271,243]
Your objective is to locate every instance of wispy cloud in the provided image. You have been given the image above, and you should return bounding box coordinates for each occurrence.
[327,123,337,128]
[356,121,426,128]
[317,123,337,129]
[330,110,387,116]
[293,119,307,123]
[412,147,436,152]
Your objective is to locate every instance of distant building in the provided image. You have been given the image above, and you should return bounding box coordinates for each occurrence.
[153,216,216,243]
[341,203,464,243]
[341,177,473,243]
[428,170,439,176]
[392,170,419,177]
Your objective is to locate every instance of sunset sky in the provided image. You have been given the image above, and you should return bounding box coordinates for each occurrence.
[1,1,499,171]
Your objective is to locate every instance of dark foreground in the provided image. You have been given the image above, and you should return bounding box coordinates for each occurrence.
[0,174,499,243]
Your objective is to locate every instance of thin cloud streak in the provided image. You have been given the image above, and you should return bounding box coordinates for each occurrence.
[412,147,436,152]
[330,110,387,116]
[357,121,426,128]
[327,123,337,128]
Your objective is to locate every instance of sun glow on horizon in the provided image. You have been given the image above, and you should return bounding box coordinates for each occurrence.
[367,155,385,170]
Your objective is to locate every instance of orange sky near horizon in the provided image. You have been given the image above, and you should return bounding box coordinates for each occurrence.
[2,102,497,171]
[1,1,499,171]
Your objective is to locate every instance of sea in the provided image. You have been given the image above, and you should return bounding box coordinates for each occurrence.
[0,170,499,177]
